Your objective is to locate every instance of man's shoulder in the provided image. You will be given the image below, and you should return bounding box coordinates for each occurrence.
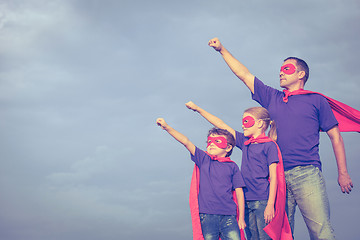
[296,91,330,105]
[254,77,282,95]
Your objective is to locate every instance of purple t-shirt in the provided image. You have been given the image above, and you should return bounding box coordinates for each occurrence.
[191,147,245,215]
[235,131,279,201]
[252,77,338,171]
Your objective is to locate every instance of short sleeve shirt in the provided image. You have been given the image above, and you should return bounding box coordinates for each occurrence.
[191,147,245,215]
[252,77,338,171]
[235,131,279,200]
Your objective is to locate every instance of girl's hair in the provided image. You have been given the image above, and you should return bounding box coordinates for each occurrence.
[207,127,235,157]
[244,107,277,141]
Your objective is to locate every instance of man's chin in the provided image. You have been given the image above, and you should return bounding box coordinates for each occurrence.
[279,83,287,89]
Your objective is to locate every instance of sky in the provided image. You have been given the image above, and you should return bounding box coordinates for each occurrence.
[0,0,359,239]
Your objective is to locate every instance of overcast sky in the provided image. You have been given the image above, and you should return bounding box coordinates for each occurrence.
[0,0,359,239]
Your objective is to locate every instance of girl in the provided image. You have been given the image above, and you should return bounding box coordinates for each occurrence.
[186,101,292,240]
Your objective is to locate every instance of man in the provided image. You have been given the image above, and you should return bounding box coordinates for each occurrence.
[208,37,354,239]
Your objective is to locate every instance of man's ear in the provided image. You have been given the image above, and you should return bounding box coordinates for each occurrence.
[298,70,306,80]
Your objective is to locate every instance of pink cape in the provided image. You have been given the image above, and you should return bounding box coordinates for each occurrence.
[245,135,293,240]
[283,89,360,132]
[189,153,246,240]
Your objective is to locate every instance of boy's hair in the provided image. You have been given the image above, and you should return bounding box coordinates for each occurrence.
[207,127,235,157]
[284,57,309,85]
[244,107,277,141]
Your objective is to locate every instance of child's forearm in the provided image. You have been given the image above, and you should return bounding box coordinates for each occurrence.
[264,164,277,224]
[267,163,277,207]
[157,118,196,155]
[197,107,225,127]
[235,188,245,220]
[195,106,236,137]
[165,126,196,155]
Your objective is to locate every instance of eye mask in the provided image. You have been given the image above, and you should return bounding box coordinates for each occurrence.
[242,116,255,128]
[207,136,228,149]
[280,63,296,75]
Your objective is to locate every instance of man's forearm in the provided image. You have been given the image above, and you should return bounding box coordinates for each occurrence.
[328,129,348,174]
[219,47,255,93]
[327,126,353,193]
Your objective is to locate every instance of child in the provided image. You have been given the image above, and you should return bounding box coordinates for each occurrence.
[156,118,246,240]
[186,101,292,240]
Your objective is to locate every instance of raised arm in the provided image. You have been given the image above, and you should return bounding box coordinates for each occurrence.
[208,37,255,94]
[326,126,353,194]
[186,101,236,138]
[156,118,196,156]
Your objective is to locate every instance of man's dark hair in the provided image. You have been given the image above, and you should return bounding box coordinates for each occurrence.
[284,57,309,85]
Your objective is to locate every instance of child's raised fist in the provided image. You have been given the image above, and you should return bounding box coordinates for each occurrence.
[156,118,168,130]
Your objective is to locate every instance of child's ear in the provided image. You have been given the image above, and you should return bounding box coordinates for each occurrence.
[257,119,264,129]
[226,144,233,153]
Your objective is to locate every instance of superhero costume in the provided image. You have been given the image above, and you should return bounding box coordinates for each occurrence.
[189,151,246,240]
[244,134,293,240]
[283,89,360,132]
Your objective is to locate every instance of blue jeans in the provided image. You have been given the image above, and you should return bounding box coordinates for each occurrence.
[285,165,335,240]
[244,200,271,240]
[199,213,241,240]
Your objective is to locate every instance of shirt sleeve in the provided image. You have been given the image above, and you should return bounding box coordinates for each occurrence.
[266,142,280,166]
[235,130,246,150]
[252,77,279,108]
[190,147,209,167]
[232,165,246,189]
[318,96,339,132]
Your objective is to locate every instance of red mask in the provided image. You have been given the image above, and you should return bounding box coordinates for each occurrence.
[207,136,228,149]
[280,64,296,75]
[243,116,255,128]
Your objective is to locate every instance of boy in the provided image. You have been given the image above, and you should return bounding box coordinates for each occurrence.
[156,118,246,240]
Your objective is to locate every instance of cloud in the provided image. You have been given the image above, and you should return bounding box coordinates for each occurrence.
[0,0,359,239]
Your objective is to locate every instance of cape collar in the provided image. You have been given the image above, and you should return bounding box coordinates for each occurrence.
[204,152,233,163]
[244,133,272,145]
[282,88,310,103]
[282,89,360,132]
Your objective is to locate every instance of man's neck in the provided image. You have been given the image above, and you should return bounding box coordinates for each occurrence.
[284,86,303,92]
[284,82,304,92]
